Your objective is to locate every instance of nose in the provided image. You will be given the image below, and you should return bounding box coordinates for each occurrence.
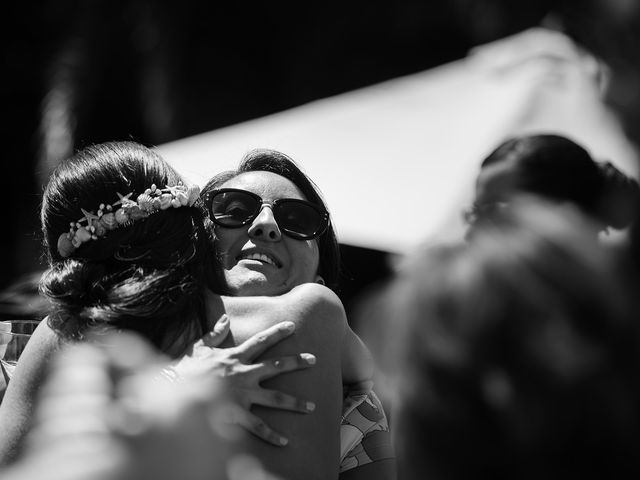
[247,205,282,241]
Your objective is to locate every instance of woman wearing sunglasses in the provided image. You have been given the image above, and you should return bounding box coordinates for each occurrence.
[196,149,395,480]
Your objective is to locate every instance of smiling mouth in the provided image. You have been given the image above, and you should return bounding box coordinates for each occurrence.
[237,252,281,268]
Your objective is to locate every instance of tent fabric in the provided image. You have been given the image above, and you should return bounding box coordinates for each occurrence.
[158,28,638,254]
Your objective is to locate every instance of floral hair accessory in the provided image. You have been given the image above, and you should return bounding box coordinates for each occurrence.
[57,182,200,258]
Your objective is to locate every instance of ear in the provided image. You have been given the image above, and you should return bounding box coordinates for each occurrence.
[315,275,325,286]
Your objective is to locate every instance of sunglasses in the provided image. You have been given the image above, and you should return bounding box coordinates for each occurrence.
[208,188,330,240]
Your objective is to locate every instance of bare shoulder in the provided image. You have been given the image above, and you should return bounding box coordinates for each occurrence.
[287,282,342,303]
[218,283,347,338]
[15,318,63,375]
[282,283,347,324]
[0,317,64,465]
[24,317,62,351]
[3,317,62,393]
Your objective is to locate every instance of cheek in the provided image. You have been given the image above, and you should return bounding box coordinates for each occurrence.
[303,240,321,273]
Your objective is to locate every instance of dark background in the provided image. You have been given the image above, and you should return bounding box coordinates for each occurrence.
[4,0,640,317]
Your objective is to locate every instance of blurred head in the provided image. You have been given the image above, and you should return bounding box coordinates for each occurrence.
[365,197,640,479]
[201,149,340,296]
[466,134,639,234]
[40,141,217,354]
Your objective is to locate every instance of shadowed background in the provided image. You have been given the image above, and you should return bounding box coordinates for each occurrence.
[4,0,640,318]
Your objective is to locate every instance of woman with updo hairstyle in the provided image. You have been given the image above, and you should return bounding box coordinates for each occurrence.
[40,141,217,354]
[465,133,640,235]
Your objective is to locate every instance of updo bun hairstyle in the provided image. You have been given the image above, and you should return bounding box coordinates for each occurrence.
[39,142,219,355]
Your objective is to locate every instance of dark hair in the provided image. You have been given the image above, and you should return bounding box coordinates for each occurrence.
[40,141,219,355]
[369,198,640,479]
[201,148,341,293]
[468,134,639,230]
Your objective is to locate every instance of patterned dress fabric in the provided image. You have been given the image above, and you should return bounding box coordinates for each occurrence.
[339,381,395,473]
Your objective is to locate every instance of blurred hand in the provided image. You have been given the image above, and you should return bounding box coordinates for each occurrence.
[23,332,235,480]
[168,315,317,446]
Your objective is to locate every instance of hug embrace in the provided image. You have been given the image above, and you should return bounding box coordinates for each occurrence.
[0,142,395,480]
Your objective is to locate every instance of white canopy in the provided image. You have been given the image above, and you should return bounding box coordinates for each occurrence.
[158,28,638,254]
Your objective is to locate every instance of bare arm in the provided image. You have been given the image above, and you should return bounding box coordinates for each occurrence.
[0,319,63,466]
[341,325,374,385]
[218,283,350,480]
[276,284,373,385]
[170,316,317,446]
[282,287,393,480]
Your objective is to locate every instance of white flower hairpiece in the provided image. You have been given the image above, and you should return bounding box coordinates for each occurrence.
[57,182,201,258]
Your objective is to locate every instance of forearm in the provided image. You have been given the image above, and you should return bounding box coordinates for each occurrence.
[341,327,374,385]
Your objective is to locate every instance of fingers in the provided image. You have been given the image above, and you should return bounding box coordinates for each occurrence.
[234,410,289,447]
[234,321,296,362]
[200,314,231,348]
[254,353,316,381]
[238,412,289,447]
[251,388,316,414]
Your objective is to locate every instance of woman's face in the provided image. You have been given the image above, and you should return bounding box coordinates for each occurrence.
[214,171,321,296]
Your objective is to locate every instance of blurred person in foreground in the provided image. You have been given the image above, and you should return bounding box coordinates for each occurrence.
[0,330,281,480]
[360,197,640,480]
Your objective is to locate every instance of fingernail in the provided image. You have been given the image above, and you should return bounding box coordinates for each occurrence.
[306,401,316,412]
[301,353,316,365]
[218,314,229,324]
[279,437,289,446]
[282,322,295,332]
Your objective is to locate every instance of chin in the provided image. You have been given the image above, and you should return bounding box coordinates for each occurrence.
[230,285,285,297]
[225,266,295,296]
[225,277,282,297]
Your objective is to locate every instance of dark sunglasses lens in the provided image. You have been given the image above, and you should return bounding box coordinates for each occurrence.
[276,201,325,238]
[210,191,259,226]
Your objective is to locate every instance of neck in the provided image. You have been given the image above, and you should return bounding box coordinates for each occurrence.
[203,288,227,329]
